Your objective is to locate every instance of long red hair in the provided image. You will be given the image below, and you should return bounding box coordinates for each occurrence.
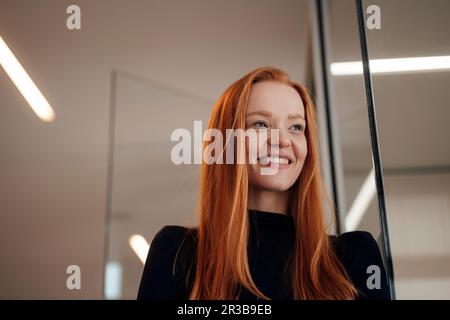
[188,66,357,299]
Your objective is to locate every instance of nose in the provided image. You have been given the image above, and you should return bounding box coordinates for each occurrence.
[267,127,291,149]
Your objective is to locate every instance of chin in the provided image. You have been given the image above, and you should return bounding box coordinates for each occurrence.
[249,164,301,193]
[252,178,295,193]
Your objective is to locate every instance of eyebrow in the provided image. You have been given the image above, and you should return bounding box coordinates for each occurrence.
[246,111,305,120]
[288,113,305,120]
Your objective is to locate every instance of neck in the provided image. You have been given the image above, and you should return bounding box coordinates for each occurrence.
[248,189,290,215]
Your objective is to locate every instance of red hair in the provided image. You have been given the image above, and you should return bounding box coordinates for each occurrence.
[188,66,357,299]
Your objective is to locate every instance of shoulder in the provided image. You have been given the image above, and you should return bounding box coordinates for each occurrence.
[332,230,380,256]
[137,225,197,300]
[147,225,198,267]
[330,230,382,269]
[330,231,392,300]
[151,225,196,248]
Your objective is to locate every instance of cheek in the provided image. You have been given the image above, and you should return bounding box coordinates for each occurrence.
[247,163,261,187]
[245,130,269,162]
[293,138,308,163]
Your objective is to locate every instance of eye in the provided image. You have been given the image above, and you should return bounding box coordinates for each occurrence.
[253,120,269,129]
[290,124,304,131]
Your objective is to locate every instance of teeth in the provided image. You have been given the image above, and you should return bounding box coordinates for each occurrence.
[258,156,290,165]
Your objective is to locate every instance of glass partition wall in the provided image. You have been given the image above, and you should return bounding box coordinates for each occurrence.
[102,0,310,299]
[325,0,450,299]
[318,0,395,298]
[361,0,450,299]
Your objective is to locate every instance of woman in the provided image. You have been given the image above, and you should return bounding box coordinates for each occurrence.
[137,66,391,300]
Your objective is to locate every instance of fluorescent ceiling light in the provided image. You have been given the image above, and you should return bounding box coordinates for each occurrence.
[129,234,150,265]
[0,36,55,122]
[330,55,450,76]
[345,169,376,231]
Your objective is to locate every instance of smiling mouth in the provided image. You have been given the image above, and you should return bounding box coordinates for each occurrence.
[257,156,292,165]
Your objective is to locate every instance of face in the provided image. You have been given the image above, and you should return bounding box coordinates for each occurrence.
[245,81,308,192]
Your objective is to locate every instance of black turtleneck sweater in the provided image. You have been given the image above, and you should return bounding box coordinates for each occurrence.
[137,209,391,300]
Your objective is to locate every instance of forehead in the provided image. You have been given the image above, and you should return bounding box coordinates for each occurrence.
[246,81,305,115]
